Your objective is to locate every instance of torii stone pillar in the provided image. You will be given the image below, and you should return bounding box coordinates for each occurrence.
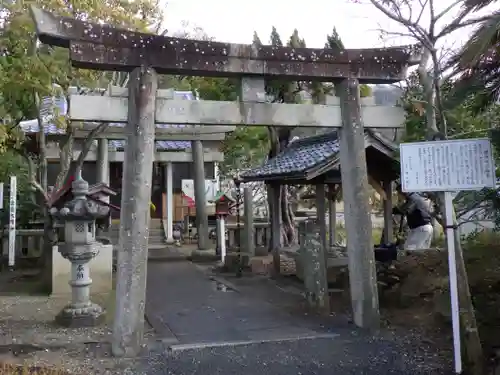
[337,78,379,329]
[191,140,209,250]
[112,67,157,357]
[96,139,110,188]
[96,139,110,236]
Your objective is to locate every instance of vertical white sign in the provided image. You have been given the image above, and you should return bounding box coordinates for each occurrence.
[8,176,17,268]
[219,216,226,263]
[444,192,462,374]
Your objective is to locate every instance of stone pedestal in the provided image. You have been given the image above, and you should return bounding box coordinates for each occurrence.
[54,242,106,328]
[52,243,113,296]
[55,260,105,327]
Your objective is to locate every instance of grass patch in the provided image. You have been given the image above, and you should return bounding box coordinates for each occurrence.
[329,224,383,245]
[0,363,70,374]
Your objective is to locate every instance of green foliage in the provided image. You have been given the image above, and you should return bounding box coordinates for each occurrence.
[451,6,500,114]
[323,27,371,98]
[0,151,40,226]
[360,84,372,98]
[401,71,495,143]
[325,27,344,50]
[0,0,164,148]
[220,127,269,178]
[218,24,376,177]
[187,68,267,178]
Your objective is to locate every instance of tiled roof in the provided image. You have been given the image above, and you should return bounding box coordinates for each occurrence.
[20,90,196,150]
[241,132,340,180]
[241,130,398,181]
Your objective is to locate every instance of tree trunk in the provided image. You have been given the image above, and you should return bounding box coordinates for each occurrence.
[55,128,74,189]
[39,206,55,293]
[417,46,484,372]
[266,127,297,249]
[281,185,296,247]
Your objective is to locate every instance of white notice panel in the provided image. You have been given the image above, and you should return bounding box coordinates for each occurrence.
[400,138,496,192]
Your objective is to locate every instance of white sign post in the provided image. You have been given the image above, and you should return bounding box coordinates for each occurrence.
[219,216,226,263]
[8,176,17,269]
[400,138,496,374]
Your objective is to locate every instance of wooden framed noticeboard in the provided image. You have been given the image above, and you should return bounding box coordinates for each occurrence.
[400,138,496,192]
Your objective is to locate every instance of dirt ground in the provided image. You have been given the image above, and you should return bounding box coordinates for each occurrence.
[2,233,500,374]
[315,233,500,373]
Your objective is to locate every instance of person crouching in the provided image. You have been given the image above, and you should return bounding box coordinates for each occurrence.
[393,184,433,251]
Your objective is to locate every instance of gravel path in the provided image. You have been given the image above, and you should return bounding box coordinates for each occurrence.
[0,262,453,374]
[126,332,452,375]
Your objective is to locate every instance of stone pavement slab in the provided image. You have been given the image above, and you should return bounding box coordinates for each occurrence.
[145,262,326,346]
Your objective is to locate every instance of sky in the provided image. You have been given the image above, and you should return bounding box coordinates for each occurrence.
[161,0,484,52]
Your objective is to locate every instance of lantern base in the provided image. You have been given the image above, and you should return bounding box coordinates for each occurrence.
[55,303,106,328]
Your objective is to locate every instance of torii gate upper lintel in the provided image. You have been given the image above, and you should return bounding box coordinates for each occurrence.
[30,6,419,82]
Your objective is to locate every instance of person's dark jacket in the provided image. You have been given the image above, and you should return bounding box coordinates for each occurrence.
[393,193,432,229]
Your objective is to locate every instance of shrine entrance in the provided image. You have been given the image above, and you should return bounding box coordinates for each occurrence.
[108,162,164,219]
[30,5,416,359]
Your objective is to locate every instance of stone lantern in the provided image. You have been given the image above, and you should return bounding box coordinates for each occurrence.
[50,176,109,327]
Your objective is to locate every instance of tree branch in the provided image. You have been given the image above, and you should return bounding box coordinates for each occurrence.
[369,0,433,47]
[435,0,464,21]
[437,13,493,39]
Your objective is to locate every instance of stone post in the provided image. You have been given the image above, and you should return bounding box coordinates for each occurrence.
[315,183,330,312]
[164,162,174,243]
[243,187,254,257]
[191,140,209,250]
[112,67,157,357]
[300,219,329,313]
[337,78,379,329]
[50,177,108,327]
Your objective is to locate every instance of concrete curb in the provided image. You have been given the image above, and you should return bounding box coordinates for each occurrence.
[166,333,340,352]
[147,256,189,262]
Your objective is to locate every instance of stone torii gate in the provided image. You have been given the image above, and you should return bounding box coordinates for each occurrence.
[30,6,417,357]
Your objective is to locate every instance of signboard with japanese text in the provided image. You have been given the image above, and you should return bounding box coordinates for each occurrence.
[400,139,496,193]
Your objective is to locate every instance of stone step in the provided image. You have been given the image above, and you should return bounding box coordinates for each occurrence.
[109,229,164,235]
[149,240,165,245]
[111,219,163,227]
